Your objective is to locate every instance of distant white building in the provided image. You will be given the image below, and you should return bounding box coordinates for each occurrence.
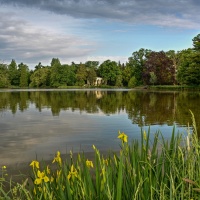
[87,77,104,86]
[94,77,103,86]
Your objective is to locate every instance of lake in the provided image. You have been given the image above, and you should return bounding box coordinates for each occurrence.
[0,89,200,168]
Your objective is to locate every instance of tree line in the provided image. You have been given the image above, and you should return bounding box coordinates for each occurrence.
[0,33,200,88]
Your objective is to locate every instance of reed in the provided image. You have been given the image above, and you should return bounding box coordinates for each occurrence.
[1,112,200,199]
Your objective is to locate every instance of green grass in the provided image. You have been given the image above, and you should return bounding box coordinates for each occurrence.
[149,85,200,91]
[1,113,200,199]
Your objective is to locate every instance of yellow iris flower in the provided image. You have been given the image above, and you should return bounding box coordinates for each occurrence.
[34,170,49,185]
[67,165,78,180]
[30,160,40,169]
[118,131,128,143]
[86,159,94,168]
[46,165,50,174]
[52,151,62,166]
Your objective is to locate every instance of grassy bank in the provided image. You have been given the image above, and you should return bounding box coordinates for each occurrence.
[148,85,200,91]
[1,113,200,199]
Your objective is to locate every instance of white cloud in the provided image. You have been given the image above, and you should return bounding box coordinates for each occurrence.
[0,9,97,67]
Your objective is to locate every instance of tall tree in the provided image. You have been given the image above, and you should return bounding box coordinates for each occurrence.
[76,63,87,86]
[51,58,61,67]
[84,61,99,86]
[18,63,29,87]
[0,63,10,88]
[143,51,175,85]
[177,49,200,85]
[30,67,51,87]
[98,60,121,86]
[87,68,97,86]
[61,64,76,86]
[166,50,181,84]
[122,63,132,86]
[192,33,200,51]
[85,61,99,70]
[50,58,63,87]
[128,48,151,86]
[8,59,20,86]
[35,62,43,71]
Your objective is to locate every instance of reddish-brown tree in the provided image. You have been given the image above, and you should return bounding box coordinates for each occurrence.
[142,51,175,85]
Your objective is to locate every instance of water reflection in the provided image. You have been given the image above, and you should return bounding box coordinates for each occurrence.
[0,89,199,166]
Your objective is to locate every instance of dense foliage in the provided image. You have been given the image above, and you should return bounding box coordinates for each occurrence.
[143,51,175,85]
[1,34,200,88]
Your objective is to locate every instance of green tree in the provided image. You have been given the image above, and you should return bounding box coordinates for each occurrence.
[50,58,62,87]
[85,61,99,86]
[192,33,200,51]
[51,58,61,67]
[98,60,121,86]
[62,64,76,86]
[0,63,10,88]
[128,48,151,86]
[35,62,43,70]
[128,76,137,88]
[87,68,97,86]
[115,75,123,87]
[149,72,157,85]
[177,49,200,85]
[30,67,51,87]
[166,50,181,84]
[85,61,99,70]
[18,63,29,87]
[8,59,20,86]
[177,49,191,85]
[76,63,87,86]
[122,63,133,86]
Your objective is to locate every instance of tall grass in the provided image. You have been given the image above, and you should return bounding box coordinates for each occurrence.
[1,113,200,199]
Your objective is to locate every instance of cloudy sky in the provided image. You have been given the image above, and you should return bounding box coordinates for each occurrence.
[0,0,199,68]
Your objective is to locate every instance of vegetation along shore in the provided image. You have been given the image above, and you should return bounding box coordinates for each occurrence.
[0,33,200,89]
[0,112,200,199]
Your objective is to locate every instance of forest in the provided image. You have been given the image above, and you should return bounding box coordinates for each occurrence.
[0,33,200,88]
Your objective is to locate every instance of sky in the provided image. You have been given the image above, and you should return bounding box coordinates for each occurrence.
[0,0,200,69]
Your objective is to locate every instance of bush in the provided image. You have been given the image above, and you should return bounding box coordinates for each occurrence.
[128,76,137,88]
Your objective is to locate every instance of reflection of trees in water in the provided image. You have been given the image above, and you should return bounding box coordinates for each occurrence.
[98,91,124,114]
[0,90,200,131]
[127,92,177,126]
[149,93,157,108]
[175,92,200,132]
[19,92,29,111]
[126,91,200,132]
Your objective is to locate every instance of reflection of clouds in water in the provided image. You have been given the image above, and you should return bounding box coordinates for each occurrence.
[81,108,127,117]
[0,107,140,166]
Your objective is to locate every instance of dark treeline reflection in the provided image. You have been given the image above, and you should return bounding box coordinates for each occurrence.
[0,90,199,131]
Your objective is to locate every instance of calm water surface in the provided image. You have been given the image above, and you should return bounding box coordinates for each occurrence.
[0,89,200,167]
